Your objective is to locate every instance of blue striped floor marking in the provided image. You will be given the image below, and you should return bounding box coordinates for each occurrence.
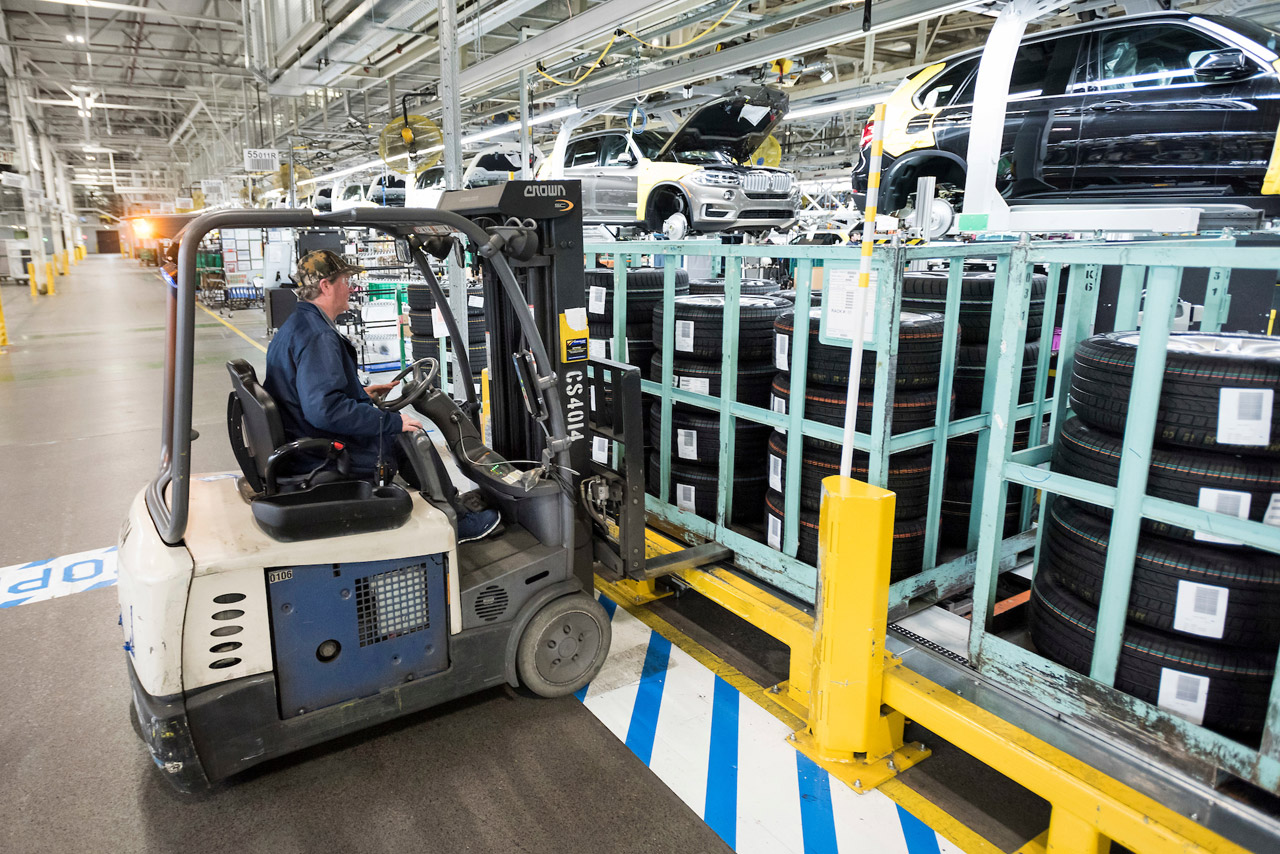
[703,676,740,847]
[897,804,944,854]
[624,630,672,765]
[575,594,618,702]
[796,752,839,853]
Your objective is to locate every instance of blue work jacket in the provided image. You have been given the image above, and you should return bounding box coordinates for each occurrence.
[264,301,400,473]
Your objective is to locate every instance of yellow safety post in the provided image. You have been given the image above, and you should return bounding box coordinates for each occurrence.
[789,475,929,791]
[27,262,37,297]
[0,276,8,346]
[45,262,55,295]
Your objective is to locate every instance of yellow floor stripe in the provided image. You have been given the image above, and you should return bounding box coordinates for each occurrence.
[198,303,267,353]
[595,577,1005,854]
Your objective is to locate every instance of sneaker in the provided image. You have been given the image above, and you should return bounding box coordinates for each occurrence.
[457,508,501,544]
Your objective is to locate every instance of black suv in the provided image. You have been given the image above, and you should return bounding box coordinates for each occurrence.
[853,12,1280,221]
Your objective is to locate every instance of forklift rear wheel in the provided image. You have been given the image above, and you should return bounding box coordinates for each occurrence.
[516,593,612,698]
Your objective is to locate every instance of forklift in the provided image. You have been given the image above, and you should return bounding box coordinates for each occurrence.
[118,184,634,792]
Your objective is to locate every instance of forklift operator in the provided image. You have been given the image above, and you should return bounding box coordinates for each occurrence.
[265,249,501,543]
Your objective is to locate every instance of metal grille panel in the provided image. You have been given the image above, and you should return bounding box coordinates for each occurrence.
[743,172,769,193]
[355,564,430,646]
[474,584,509,622]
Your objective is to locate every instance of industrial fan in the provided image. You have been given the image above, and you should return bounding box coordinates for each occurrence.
[378,113,443,175]
[238,184,264,207]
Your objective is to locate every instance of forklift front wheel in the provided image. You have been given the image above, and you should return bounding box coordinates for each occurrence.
[516,593,612,698]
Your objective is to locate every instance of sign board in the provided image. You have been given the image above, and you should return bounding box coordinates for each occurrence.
[819,263,878,346]
[175,197,194,210]
[200,179,225,203]
[0,150,15,167]
[0,171,25,189]
[243,148,280,173]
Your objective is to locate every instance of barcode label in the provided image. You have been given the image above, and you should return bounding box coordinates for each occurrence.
[431,308,448,337]
[590,384,597,411]
[769,454,783,491]
[1194,487,1251,545]
[775,333,790,371]
[1174,580,1229,638]
[772,394,787,416]
[1265,494,1280,527]
[1217,388,1273,446]
[468,295,484,308]
[675,429,698,460]
[676,484,697,512]
[591,436,610,465]
[767,514,782,549]
[588,286,607,315]
[823,267,877,344]
[588,339,606,360]
[680,376,710,395]
[676,320,696,352]
[1157,667,1209,725]
[243,147,279,172]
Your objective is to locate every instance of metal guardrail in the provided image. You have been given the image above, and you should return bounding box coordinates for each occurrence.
[585,235,1280,799]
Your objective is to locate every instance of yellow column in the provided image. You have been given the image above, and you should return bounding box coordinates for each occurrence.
[790,475,929,791]
[0,275,8,346]
[1047,809,1112,854]
[45,262,55,295]
[27,263,37,297]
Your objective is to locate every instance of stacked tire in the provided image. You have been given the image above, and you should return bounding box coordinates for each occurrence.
[645,294,789,524]
[1032,331,1280,736]
[688,277,780,297]
[925,269,1048,547]
[587,267,688,374]
[406,287,488,381]
[765,308,952,580]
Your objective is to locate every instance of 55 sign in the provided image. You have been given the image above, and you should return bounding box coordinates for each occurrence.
[243,148,280,173]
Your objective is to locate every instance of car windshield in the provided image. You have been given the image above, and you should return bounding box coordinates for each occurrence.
[1209,15,1280,57]
[415,168,444,190]
[670,149,737,165]
[631,131,670,159]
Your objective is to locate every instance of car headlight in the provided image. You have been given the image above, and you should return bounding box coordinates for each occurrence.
[691,171,741,187]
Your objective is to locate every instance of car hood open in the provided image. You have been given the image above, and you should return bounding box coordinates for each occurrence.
[656,89,789,164]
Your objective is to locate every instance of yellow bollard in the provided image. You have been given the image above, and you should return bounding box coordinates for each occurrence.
[789,475,930,791]
[0,276,8,346]
[46,262,55,295]
[27,263,37,297]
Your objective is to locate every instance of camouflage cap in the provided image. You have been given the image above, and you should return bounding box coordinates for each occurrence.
[296,249,364,289]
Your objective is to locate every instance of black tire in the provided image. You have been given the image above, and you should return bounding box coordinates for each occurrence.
[589,320,651,340]
[516,593,612,698]
[770,373,951,442]
[766,431,934,519]
[409,337,487,375]
[763,490,926,581]
[775,309,949,389]
[653,294,790,360]
[646,405,771,466]
[903,270,1048,300]
[940,479,1027,546]
[1029,570,1274,734]
[902,270,1047,346]
[646,454,767,524]
[1071,332,1280,458]
[1053,416,1280,544]
[688,277,781,296]
[406,283,436,311]
[1041,498,1280,646]
[952,341,1043,410]
[407,310,486,341]
[948,420,1034,477]
[649,354,777,408]
[586,267,690,322]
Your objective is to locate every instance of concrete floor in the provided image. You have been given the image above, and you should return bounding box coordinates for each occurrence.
[0,257,730,854]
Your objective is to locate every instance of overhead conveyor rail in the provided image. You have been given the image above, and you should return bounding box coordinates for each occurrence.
[586,234,1280,852]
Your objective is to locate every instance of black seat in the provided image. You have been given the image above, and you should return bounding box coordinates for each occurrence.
[225,360,412,542]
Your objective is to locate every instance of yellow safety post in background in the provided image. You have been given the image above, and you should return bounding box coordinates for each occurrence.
[27,263,37,297]
[790,475,929,791]
[0,276,8,346]
[45,262,55,295]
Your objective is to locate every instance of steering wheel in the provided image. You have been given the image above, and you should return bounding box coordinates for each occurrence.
[377,357,439,411]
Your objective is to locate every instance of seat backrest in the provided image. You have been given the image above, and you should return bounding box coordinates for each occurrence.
[227,359,286,490]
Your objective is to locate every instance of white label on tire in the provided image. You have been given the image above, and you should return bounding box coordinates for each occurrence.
[1157,667,1209,726]
[591,436,610,465]
[1173,580,1229,639]
[468,294,484,308]
[431,307,448,337]
[1265,494,1280,527]
[772,394,787,416]
[676,320,696,352]
[769,454,783,491]
[775,333,790,371]
[677,429,698,460]
[767,514,782,549]
[590,384,597,411]
[588,286,607,315]
[1217,388,1273,446]
[588,339,606,360]
[676,483,696,512]
[680,376,710,395]
[1195,488,1251,545]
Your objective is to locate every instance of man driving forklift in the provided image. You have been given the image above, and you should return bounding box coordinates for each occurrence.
[265,248,501,543]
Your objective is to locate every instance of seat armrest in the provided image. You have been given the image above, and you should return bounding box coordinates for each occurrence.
[264,439,350,495]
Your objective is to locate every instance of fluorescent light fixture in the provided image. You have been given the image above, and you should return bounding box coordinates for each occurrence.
[462,105,580,144]
[65,34,85,43]
[785,94,883,120]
